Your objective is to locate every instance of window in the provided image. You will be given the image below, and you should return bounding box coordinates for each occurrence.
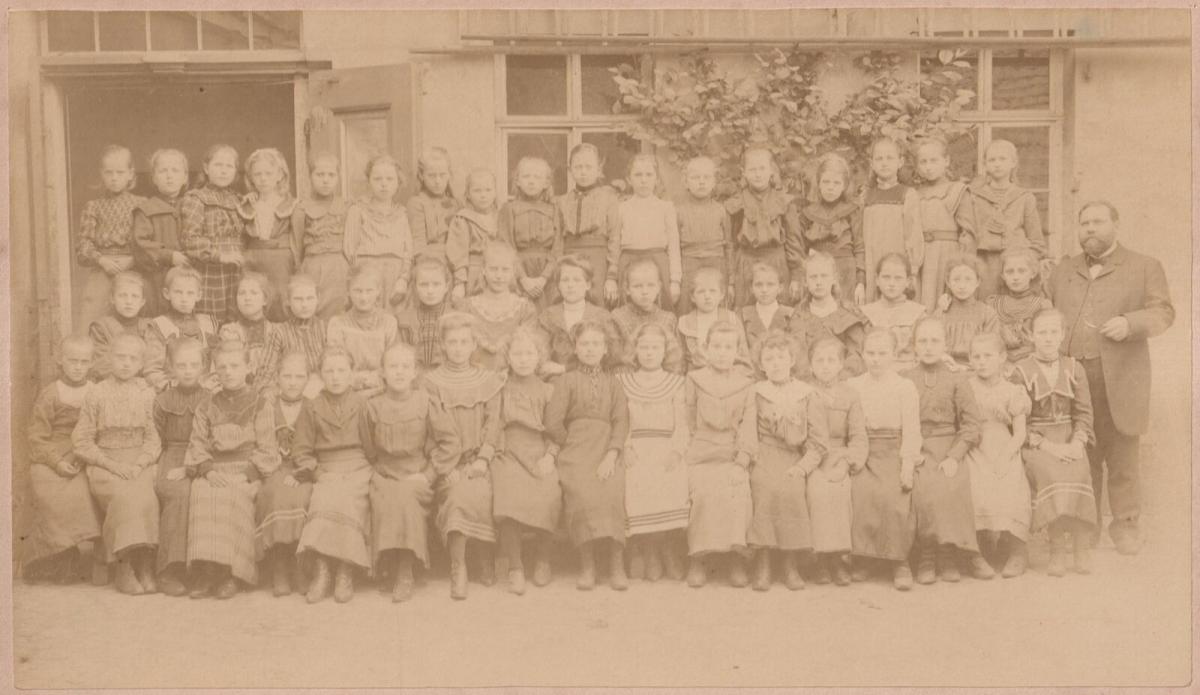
[921,48,1064,255]
[496,54,646,195]
[44,11,301,53]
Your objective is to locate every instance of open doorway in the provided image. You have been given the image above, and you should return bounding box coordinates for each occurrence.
[63,80,295,325]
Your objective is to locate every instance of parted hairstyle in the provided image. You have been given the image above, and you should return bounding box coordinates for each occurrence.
[163,266,202,292]
[111,270,147,296]
[99,144,137,191]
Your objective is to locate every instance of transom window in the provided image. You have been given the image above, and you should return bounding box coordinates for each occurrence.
[496,54,645,195]
[44,11,301,53]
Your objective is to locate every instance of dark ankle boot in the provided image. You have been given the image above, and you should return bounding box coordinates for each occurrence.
[333,561,354,603]
[686,557,706,588]
[608,542,628,591]
[532,537,553,587]
[940,545,963,582]
[831,555,851,587]
[644,537,664,582]
[1001,535,1027,578]
[215,568,239,600]
[1047,531,1070,577]
[783,552,805,591]
[272,548,292,597]
[752,550,771,591]
[189,562,215,599]
[307,555,332,603]
[91,540,110,587]
[663,535,685,581]
[627,538,645,580]
[476,542,497,587]
[393,552,415,602]
[115,557,144,596]
[576,545,596,591]
[134,549,157,594]
[916,544,937,585]
[728,554,749,588]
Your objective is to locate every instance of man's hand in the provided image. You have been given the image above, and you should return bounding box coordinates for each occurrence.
[1099,316,1130,342]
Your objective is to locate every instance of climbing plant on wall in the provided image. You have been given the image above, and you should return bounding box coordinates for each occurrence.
[612,47,976,196]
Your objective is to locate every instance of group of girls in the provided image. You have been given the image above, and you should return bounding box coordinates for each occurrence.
[22,133,1096,605]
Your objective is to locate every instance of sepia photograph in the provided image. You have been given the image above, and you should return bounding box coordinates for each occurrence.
[4,4,1194,689]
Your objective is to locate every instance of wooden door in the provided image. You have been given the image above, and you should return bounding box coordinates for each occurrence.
[307,63,421,201]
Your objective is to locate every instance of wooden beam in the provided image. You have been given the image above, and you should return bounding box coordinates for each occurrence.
[455,32,1189,49]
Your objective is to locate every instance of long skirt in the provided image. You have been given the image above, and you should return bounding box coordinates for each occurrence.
[912,433,979,552]
[850,435,913,561]
[919,239,957,312]
[254,463,313,557]
[244,246,294,322]
[187,466,261,585]
[492,426,562,533]
[562,240,609,307]
[194,260,241,323]
[806,452,853,554]
[676,255,726,316]
[734,245,789,308]
[360,255,408,308]
[154,441,191,572]
[977,250,1004,301]
[87,450,159,562]
[617,248,673,310]
[26,463,101,564]
[747,440,812,551]
[624,433,688,537]
[685,434,751,556]
[1023,422,1096,532]
[436,469,495,544]
[967,421,1032,541]
[516,248,556,309]
[301,253,350,320]
[297,455,373,570]
[370,471,434,568]
[558,418,626,546]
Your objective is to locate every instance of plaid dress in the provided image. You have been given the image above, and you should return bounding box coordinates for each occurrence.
[183,386,279,584]
[181,184,245,322]
[396,301,447,371]
[77,190,143,329]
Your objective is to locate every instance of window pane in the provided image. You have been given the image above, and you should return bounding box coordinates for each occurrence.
[581,55,641,115]
[992,49,1050,110]
[990,126,1050,190]
[612,9,653,36]
[505,55,568,116]
[341,115,390,200]
[201,11,250,50]
[564,10,605,35]
[47,11,95,52]
[251,11,301,50]
[921,50,978,111]
[582,131,640,187]
[947,129,979,182]
[507,132,570,195]
[97,11,146,51]
[150,12,198,51]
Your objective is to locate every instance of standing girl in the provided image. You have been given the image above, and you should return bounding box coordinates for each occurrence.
[395,256,453,371]
[935,255,1001,367]
[255,352,314,597]
[217,271,281,389]
[151,338,208,597]
[861,137,923,303]
[239,148,298,322]
[914,138,972,312]
[24,336,102,584]
[344,154,413,308]
[256,274,326,397]
[682,321,758,588]
[785,152,864,306]
[132,148,189,316]
[904,318,990,585]
[860,254,927,373]
[326,262,401,398]
[739,262,794,361]
[965,332,1032,577]
[367,344,436,602]
[183,342,279,599]
[555,143,622,307]
[545,320,630,591]
[72,334,162,595]
[962,139,1045,299]
[675,156,733,317]
[181,144,246,323]
[499,157,561,308]
[491,329,562,594]
[845,328,922,590]
[295,153,350,320]
[538,255,622,378]
[678,267,752,374]
[422,312,505,600]
[610,258,683,373]
[617,154,682,308]
[749,331,829,591]
[806,337,868,586]
[987,246,1052,366]
[459,242,538,370]
[726,147,793,308]
[407,146,462,271]
[618,324,690,582]
[1013,309,1097,576]
[786,252,867,380]
[446,168,501,299]
[294,346,376,603]
[76,145,142,330]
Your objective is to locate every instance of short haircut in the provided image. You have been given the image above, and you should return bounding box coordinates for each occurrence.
[1078,199,1120,223]
[163,266,202,291]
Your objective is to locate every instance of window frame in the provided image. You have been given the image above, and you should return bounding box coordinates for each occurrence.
[41,10,302,54]
[494,52,648,194]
